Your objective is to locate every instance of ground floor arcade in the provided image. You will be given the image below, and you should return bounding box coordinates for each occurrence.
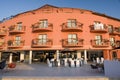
[0,49,120,65]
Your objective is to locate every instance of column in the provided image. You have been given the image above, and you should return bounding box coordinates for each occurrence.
[9,53,13,63]
[29,50,32,64]
[20,51,25,61]
[56,50,60,67]
[0,52,1,61]
[56,50,60,61]
[77,51,81,59]
[84,50,87,64]
[103,50,110,60]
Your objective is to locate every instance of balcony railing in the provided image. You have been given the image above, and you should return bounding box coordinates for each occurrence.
[109,27,120,35]
[9,25,26,34]
[91,39,109,47]
[0,30,7,36]
[62,38,84,47]
[7,40,25,48]
[61,22,83,32]
[32,38,53,48]
[32,22,53,32]
[90,25,107,33]
[112,40,120,49]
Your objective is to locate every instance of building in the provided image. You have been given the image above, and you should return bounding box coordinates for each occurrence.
[0,4,120,64]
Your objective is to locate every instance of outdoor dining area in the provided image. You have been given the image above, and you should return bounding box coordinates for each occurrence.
[47,58,84,67]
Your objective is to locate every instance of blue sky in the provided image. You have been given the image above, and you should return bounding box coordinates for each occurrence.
[0,0,120,21]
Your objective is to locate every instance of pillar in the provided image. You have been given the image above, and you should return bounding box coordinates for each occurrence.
[9,53,13,63]
[56,50,60,66]
[20,51,25,61]
[77,51,81,59]
[56,50,60,61]
[0,52,1,61]
[84,50,87,64]
[29,50,32,64]
[103,50,111,60]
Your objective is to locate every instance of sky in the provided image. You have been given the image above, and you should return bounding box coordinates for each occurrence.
[0,0,120,21]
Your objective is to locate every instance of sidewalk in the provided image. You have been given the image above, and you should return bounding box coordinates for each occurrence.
[0,63,104,77]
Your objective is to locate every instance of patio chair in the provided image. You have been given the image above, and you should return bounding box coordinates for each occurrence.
[76,59,80,67]
[70,59,75,67]
[47,59,52,67]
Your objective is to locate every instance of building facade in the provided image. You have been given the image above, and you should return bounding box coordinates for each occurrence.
[0,4,120,64]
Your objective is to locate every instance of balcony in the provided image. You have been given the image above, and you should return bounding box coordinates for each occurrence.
[61,22,83,32]
[0,30,7,36]
[112,40,120,49]
[32,38,53,48]
[32,22,53,32]
[62,38,84,47]
[7,40,25,48]
[91,39,109,47]
[0,42,5,49]
[90,25,107,33]
[109,27,120,35]
[9,25,26,34]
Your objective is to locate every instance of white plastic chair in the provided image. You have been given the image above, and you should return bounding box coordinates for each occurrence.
[70,59,75,67]
[47,59,52,67]
[76,59,80,67]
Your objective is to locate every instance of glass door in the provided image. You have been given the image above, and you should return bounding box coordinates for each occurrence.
[39,20,48,28]
[67,19,76,28]
[15,36,21,46]
[68,34,77,44]
[38,34,47,44]
[17,23,22,31]
[95,35,102,45]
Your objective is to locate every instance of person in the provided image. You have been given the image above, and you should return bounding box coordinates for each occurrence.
[100,57,104,64]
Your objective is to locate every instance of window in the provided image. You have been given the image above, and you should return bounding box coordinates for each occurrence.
[108,25,113,33]
[17,22,22,30]
[67,19,76,28]
[95,35,102,45]
[38,34,47,44]
[39,20,48,28]
[15,36,21,46]
[94,21,104,30]
[68,34,77,44]
[110,37,115,46]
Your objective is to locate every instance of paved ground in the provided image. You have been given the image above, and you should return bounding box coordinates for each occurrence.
[0,63,104,77]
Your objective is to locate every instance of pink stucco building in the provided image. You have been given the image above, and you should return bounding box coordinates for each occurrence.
[0,4,120,64]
